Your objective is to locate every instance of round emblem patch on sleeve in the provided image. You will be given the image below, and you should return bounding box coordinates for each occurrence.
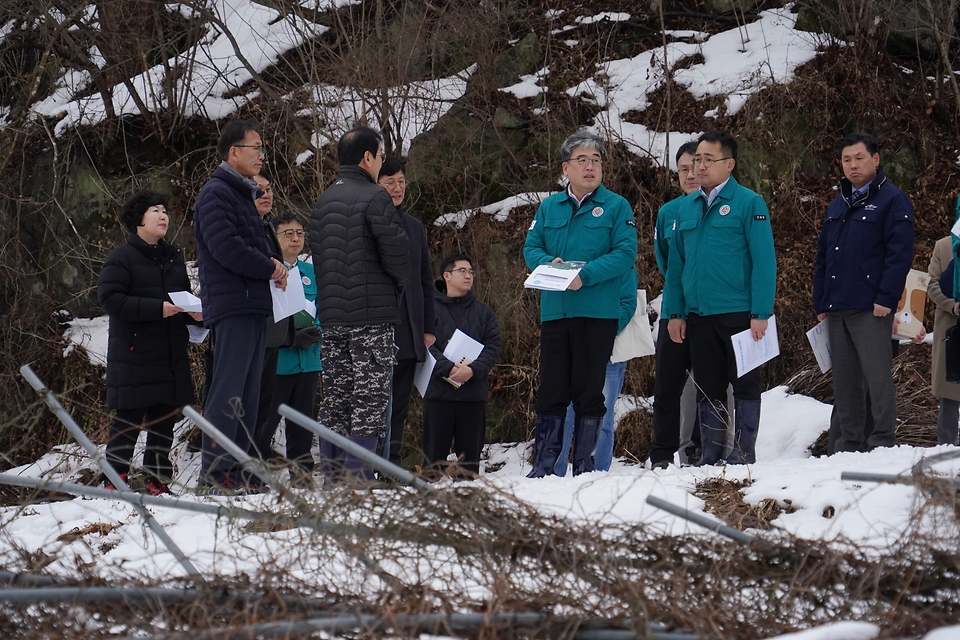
[302,276,311,286]
[592,207,604,217]
[719,205,731,216]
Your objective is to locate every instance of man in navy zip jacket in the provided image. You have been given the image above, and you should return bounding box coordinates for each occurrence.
[813,132,914,452]
[194,120,288,490]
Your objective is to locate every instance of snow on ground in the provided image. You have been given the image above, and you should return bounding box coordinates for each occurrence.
[567,4,829,169]
[294,65,477,161]
[434,192,552,228]
[32,1,328,133]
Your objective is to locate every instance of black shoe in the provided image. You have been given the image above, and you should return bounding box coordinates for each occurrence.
[651,459,670,470]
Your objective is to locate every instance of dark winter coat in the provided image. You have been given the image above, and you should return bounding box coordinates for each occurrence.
[98,234,195,410]
[308,165,410,327]
[425,284,502,403]
[396,209,436,361]
[193,164,276,326]
[813,170,915,314]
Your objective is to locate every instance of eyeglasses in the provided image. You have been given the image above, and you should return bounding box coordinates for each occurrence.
[234,144,265,155]
[568,156,603,167]
[278,229,305,238]
[446,267,475,277]
[380,178,406,189]
[692,156,731,167]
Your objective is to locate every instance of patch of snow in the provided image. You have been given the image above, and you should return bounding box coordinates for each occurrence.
[762,621,879,640]
[576,13,630,24]
[569,5,830,168]
[434,192,552,229]
[61,315,109,367]
[33,0,329,135]
[500,67,550,99]
[296,65,475,156]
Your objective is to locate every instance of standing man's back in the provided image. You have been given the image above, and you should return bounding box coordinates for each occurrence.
[308,126,410,482]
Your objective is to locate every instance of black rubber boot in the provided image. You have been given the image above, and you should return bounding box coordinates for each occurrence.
[526,415,564,478]
[572,415,601,476]
[726,399,761,465]
[697,400,729,466]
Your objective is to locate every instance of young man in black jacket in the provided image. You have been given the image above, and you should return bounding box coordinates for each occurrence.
[422,254,502,477]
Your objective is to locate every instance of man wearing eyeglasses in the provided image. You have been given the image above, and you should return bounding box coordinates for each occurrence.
[813,133,914,453]
[309,126,410,483]
[523,130,637,477]
[421,254,502,477]
[665,130,776,466]
[377,156,437,468]
[193,119,289,492]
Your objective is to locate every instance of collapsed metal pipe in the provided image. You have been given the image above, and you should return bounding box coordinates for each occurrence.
[19,365,202,579]
[277,404,434,492]
[182,406,275,492]
[128,611,702,640]
[644,495,754,544]
[841,470,960,489]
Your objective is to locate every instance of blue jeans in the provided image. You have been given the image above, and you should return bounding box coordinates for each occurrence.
[555,360,627,475]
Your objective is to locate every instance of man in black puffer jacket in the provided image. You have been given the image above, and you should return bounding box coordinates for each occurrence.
[423,254,502,477]
[194,120,289,491]
[309,126,410,482]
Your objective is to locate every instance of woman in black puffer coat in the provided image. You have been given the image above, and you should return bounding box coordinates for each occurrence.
[97,190,199,495]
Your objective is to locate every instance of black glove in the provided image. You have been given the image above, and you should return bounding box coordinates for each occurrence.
[293,325,321,350]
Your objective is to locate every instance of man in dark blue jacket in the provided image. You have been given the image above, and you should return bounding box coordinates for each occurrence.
[194,120,288,491]
[309,127,410,482]
[813,132,915,452]
[423,254,502,477]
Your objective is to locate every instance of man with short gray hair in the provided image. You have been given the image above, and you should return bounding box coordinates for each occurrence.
[523,131,637,477]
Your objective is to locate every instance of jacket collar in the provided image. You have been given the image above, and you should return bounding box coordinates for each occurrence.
[693,175,739,206]
[128,233,174,261]
[213,162,261,199]
[434,280,476,305]
[568,184,613,211]
[338,164,377,184]
[840,169,888,205]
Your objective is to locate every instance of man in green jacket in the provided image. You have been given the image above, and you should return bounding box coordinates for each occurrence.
[665,131,776,466]
[523,130,637,477]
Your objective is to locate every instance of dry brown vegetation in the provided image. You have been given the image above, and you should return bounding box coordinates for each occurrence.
[1,472,958,639]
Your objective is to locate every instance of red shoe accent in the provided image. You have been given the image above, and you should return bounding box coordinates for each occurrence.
[103,473,128,491]
[144,478,172,496]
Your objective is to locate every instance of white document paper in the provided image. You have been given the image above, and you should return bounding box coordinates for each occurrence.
[271,265,308,322]
[169,291,202,313]
[731,315,780,378]
[187,325,210,344]
[524,263,583,291]
[805,319,832,374]
[442,329,485,388]
[414,352,437,398]
[951,216,960,239]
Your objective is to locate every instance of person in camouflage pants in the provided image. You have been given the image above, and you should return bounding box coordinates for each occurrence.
[319,324,395,440]
[308,127,410,483]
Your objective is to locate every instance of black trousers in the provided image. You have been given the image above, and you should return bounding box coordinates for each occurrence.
[651,318,693,464]
[536,317,618,418]
[422,400,486,475]
[250,346,280,460]
[105,403,178,481]
[686,312,761,402]
[257,370,320,472]
[387,358,418,465]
